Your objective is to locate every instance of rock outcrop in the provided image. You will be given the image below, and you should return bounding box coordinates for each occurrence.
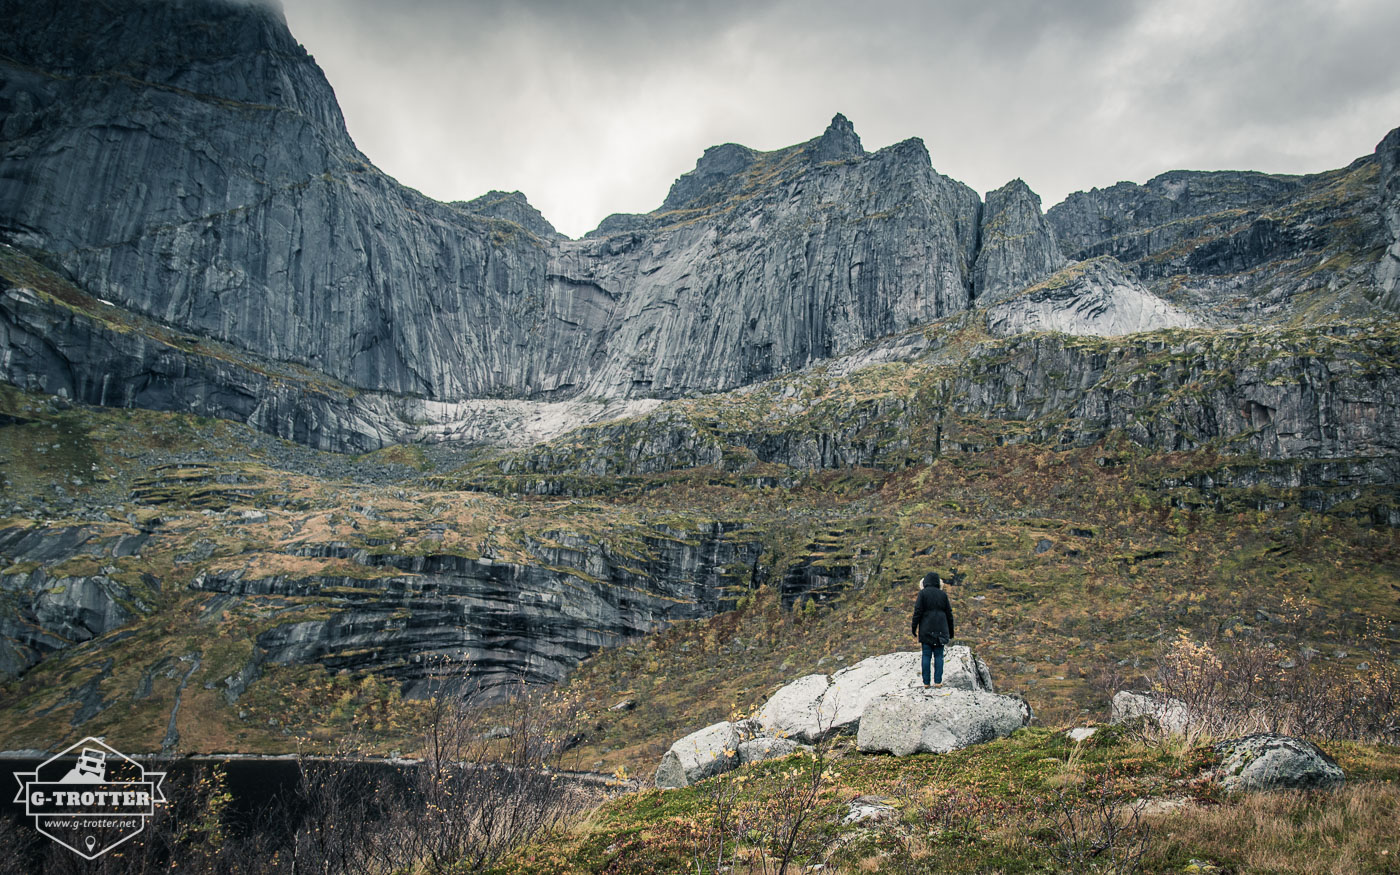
[973,179,1067,305]
[0,526,150,678]
[0,513,765,696]
[1110,690,1191,734]
[472,324,1400,492]
[855,688,1033,755]
[655,719,755,789]
[986,256,1196,338]
[655,649,1013,786]
[455,190,563,240]
[755,648,993,742]
[1047,170,1304,262]
[1046,146,1396,324]
[189,522,764,696]
[1376,126,1400,308]
[1210,734,1345,792]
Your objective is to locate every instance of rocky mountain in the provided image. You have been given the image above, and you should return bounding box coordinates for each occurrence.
[5,0,1395,458]
[1046,155,1395,324]
[1,0,1399,761]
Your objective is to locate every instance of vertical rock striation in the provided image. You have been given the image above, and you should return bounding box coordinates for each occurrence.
[972,179,1066,305]
[1376,126,1400,308]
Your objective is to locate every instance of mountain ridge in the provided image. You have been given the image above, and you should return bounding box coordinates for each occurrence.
[0,0,1398,455]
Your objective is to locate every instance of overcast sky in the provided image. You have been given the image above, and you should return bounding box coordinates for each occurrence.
[279,0,1400,239]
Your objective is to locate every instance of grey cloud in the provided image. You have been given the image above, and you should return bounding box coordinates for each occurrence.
[280,0,1400,236]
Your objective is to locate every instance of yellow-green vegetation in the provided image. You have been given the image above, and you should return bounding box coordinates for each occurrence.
[2,374,1398,763]
[487,727,1400,874]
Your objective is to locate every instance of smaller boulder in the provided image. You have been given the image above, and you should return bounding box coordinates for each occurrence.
[1110,690,1191,734]
[857,688,1032,756]
[1066,727,1097,742]
[1211,734,1344,792]
[843,796,897,825]
[655,720,752,789]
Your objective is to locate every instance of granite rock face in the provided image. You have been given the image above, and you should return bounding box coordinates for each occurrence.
[0,0,983,413]
[476,324,1400,491]
[188,522,764,697]
[1,0,1398,463]
[1047,170,1305,261]
[986,256,1196,338]
[973,179,1067,305]
[1046,145,1396,324]
[1376,126,1400,308]
[553,127,982,399]
[0,526,148,678]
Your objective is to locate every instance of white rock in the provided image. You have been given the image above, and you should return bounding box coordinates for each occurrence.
[737,736,808,764]
[756,648,995,742]
[856,688,1032,756]
[655,720,749,789]
[754,674,832,743]
[1110,690,1191,734]
[1067,727,1097,742]
[843,796,897,825]
[986,257,1196,339]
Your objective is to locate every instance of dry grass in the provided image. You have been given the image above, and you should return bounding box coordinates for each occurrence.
[1146,781,1400,874]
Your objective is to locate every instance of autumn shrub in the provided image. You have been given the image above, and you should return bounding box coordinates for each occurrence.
[1149,618,1400,745]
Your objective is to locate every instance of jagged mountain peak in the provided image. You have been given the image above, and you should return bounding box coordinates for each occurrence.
[986,177,1038,201]
[973,177,1067,306]
[807,112,865,162]
[454,190,561,240]
[659,142,759,212]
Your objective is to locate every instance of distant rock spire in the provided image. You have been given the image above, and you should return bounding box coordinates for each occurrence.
[808,113,865,162]
[972,178,1068,305]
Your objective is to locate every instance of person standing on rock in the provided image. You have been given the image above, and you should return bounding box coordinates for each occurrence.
[912,572,955,690]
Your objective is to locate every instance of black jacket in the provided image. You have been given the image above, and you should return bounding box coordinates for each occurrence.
[912,585,954,646]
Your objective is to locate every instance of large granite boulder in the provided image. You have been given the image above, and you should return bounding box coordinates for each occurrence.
[655,719,756,789]
[856,688,1033,755]
[1110,690,1192,734]
[1211,734,1345,792]
[755,648,993,743]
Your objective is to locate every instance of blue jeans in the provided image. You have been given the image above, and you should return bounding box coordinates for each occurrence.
[921,643,945,685]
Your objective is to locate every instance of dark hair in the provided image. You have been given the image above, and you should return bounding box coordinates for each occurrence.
[921,572,942,588]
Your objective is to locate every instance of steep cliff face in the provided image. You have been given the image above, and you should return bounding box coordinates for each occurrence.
[466,322,1400,488]
[972,179,1066,305]
[188,523,764,696]
[1376,126,1400,308]
[1047,170,1305,259]
[0,0,983,409]
[551,124,982,398]
[1,0,1397,459]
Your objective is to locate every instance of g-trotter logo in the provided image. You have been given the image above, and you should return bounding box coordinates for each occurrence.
[13,737,167,860]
